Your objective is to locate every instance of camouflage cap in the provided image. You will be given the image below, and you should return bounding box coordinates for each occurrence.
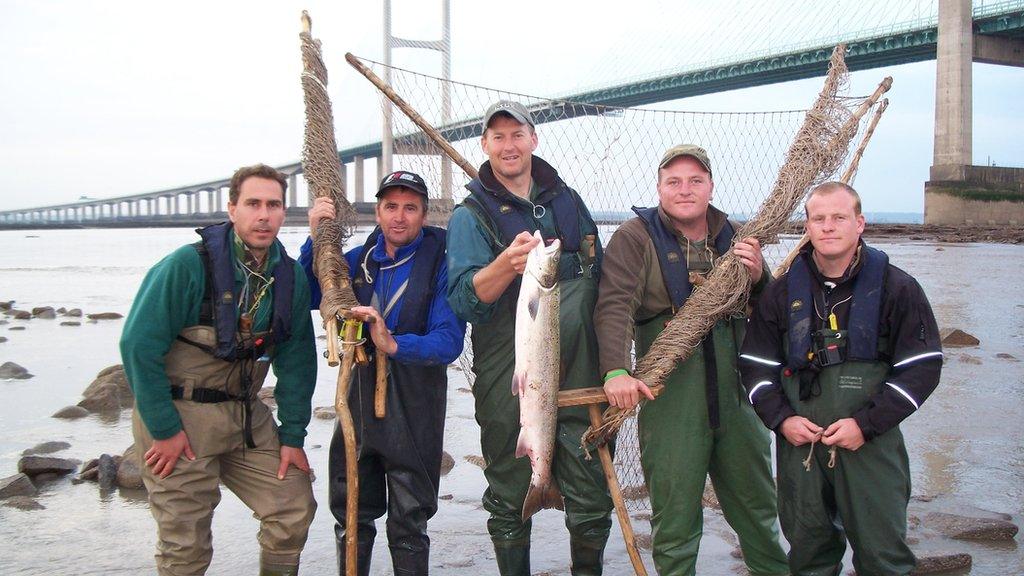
[659,144,712,177]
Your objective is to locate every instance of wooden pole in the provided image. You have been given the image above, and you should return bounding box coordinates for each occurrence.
[374,350,388,418]
[772,95,891,278]
[588,403,648,576]
[335,320,360,576]
[345,52,479,180]
[557,387,662,576]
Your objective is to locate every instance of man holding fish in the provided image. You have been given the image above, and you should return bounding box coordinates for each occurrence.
[595,145,789,576]
[446,100,612,576]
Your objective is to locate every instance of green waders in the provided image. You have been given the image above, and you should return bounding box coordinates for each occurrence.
[472,277,613,576]
[779,331,914,576]
[637,314,788,576]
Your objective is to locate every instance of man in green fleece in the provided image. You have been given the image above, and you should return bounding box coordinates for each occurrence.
[121,164,318,576]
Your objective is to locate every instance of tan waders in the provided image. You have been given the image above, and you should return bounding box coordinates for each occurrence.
[779,336,915,575]
[637,315,789,576]
[132,327,316,575]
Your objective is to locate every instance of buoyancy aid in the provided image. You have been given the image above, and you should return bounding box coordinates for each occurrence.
[785,244,888,370]
[352,225,447,338]
[632,206,735,311]
[191,222,295,360]
[633,206,738,429]
[462,157,595,282]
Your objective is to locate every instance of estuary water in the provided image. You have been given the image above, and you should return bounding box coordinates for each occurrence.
[0,227,1021,575]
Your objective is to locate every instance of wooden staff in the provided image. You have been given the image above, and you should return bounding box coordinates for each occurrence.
[346,52,479,180]
[772,96,891,278]
[558,386,662,576]
[346,51,654,573]
[374,347,387,418]
[334,319,360,574]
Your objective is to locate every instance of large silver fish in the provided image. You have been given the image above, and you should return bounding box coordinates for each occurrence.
[513,230,564,521]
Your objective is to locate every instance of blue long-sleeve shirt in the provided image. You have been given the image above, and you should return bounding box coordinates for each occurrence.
[298,230,465,366]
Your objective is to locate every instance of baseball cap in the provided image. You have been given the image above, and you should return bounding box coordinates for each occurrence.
[659,144,712,177]
[377,170,429,198]
[482,100,534,130]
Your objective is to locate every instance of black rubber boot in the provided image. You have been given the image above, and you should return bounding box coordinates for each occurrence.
[336,536,374,576]
[391,543,429,575]
[569,537,606,576]
[493,540,531,576]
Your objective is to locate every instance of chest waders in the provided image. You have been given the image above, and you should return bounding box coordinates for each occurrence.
[329,226,449,576]
[631,207,788,576]
[463,176,612,576]
[130,223,315,576]
[778,249,914,576]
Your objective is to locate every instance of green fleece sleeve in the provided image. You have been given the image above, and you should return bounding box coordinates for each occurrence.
[445,206,503,324]
[119,246,205,440]
[271,261,318,448]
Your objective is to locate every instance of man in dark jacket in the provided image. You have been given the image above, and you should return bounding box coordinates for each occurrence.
[122,164,317,576]
[740,181,943,575]
[299,170,464,576]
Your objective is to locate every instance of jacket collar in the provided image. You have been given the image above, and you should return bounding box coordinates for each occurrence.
[370,228,424,264]
[656,203,730,243]
[477,155,562,204]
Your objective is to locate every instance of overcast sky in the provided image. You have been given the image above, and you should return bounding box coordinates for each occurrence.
[1,0,1020,213]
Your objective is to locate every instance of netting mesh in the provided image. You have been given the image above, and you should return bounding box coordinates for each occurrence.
[349,53,883,514]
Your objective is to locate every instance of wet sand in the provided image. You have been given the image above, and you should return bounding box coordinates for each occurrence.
[0,229,1021,574]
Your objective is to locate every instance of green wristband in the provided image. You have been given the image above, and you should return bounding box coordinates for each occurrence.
[603,369,630,382]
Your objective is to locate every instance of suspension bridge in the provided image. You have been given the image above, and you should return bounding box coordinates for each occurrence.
[1,0,1021,228]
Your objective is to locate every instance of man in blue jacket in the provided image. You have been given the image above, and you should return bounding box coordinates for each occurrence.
[299,170,465,576]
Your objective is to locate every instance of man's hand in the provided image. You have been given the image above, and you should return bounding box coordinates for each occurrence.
[278,446,312,480]
[821,418,865,451]
[502,231,541,275]
[308,197,335,237]
[603,374,655,410]
[779,416,823,447]
[350,305,397,355]
[144,430,195,479]
[733,237,764,284]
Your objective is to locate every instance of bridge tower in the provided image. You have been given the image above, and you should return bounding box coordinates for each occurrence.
[927,0,1024,225]
[381,0,452,200]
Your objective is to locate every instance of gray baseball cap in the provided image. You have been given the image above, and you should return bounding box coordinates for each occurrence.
[659,144,712,177]
[482,100,534,130]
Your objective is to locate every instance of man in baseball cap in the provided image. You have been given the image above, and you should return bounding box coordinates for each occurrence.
[299,169,465,574]
[447,99,611,575]
[595,144,789,575]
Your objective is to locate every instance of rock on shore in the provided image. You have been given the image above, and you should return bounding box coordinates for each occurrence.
[52,405,90,419]
[925,511,1019,540]
[86,312,123,320]
[910,552,972,574]
[940,328,980,347]
[77,365,133,413]
[17,456,78,478]
[22,441,71,455]
[1,361,34,380]
[0,473,37,498]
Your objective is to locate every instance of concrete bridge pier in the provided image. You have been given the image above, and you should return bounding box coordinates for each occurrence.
[926,0,1024,226]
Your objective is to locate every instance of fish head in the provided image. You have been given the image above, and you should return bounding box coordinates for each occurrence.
[526,231,561,289]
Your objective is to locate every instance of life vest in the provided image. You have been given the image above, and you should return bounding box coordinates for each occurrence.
[632,206,735,311]
[192,222,295,361]
[785,244,888,371]
[352,225,447,337]
[463,177,582,254]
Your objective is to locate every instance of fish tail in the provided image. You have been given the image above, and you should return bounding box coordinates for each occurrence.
[522,480,564,521]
